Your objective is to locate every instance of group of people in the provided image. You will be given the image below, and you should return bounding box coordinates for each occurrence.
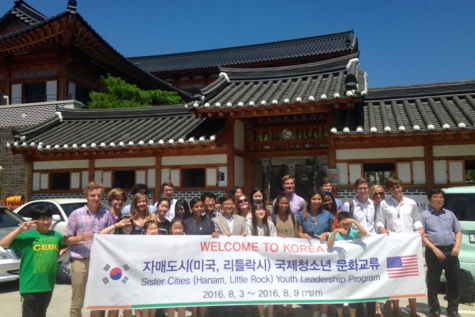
[0,175,462,317]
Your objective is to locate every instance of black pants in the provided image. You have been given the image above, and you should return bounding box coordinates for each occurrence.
[21,291,53,317]
[356,302,376,317]
[426,246,460,313]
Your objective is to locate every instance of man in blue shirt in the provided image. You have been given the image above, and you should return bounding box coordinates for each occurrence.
[420,188,463,317]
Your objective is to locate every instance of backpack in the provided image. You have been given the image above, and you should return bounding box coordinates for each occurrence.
[348,200,378,222]
[460,269,475,303]
[270,213,296,227]
[56,263,71,285]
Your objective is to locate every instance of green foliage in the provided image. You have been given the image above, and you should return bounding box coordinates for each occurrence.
[88,74,182,108]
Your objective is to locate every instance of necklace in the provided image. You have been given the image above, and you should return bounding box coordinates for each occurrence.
[193,218,202,230]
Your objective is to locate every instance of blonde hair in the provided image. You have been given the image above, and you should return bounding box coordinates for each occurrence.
[370,185,386,201]
[130,193,151,220]
[107,188,127,204]
[282,175,295,184]
[83,182,104,196]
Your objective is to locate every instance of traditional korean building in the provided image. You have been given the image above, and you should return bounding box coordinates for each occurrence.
[128,30,358,92]
[2,1,475,206]
[0,0,188,197]
[8,52,475,204]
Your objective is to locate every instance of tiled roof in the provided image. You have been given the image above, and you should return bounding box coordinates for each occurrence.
[188,53,366,110]
[128,31,358,72]
[0,0,47,27]
[8,106,226,151]
[331,80,475,135]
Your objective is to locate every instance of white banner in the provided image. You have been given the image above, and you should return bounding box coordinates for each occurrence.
[85,233,426,311]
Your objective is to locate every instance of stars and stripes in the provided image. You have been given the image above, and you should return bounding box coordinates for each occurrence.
[387,255,419,279]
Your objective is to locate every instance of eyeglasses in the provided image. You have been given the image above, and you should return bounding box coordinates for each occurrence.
[37,217,53,223]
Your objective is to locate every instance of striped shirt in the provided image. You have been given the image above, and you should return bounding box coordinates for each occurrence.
[63,205,114,259]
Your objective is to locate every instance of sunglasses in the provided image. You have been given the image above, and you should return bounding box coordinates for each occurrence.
[374,193,384,196]
[239,199,248,203]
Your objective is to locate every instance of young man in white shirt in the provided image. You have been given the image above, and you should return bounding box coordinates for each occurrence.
[160,182,177,221]
[376,177,425,317]
[340,177,377,317]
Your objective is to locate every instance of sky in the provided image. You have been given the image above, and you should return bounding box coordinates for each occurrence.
[1,0,474,88]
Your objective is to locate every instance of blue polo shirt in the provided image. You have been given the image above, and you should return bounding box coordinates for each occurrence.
[420,207,463,247]
[297,209,334,239]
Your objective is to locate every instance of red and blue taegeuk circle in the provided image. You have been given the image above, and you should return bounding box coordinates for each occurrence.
[110,268,122,280]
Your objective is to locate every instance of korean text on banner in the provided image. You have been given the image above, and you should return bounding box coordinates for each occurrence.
[85,233,426,311]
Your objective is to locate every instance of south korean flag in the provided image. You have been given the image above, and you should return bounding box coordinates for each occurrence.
[96,261,134,287]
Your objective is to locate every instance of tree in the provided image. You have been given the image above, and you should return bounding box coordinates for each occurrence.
[88,74,183,108]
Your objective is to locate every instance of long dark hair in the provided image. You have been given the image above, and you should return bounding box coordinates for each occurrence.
[117,215,135,235]
[322,191,337,215]
[174,199,190,219]
[273,192,290,215]
[303,190,324,220]
[231,186,244,197]
[250,187,266,205]
[251,202,270,236]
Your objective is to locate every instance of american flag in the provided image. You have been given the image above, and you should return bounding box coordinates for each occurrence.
[387,255,419,278]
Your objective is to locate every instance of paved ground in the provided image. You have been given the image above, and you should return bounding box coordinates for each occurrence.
[1,280,474,317]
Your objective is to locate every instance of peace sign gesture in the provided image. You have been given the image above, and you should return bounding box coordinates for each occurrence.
[19,221,37,232]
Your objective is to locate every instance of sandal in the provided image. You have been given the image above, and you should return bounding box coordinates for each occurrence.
[375,302,383,316]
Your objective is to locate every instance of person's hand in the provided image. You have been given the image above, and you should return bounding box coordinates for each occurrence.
[278,234,286,238]
[225,231,231,237]
[241,231,248,237]
[19,221,36,232]
[117,219,131,227]
[335,228,348,235]
[340,219,354,226]
[301,233,312,240]
[379,227,389,235]
[81,232,94,241]
[417,227,426,238]
[451,246,460,257]
[212,232,219,238]
[319,232,329,241]
[433,248,446,260]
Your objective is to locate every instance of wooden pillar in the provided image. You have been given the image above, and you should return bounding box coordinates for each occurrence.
[226,118,235,194]
[327,110,336,168]
[244,156,251,196]
[154,152,162,202]
[57,63,67,100]
[424,142,435,194]
[26,160,33,202]
[88,156,95,184]
[3,65,11,99]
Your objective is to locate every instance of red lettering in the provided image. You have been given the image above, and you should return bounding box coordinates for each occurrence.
[316,245,325,253]
[300,245,308,253]
[309,245,315,253]
[200,242,211,251]
[225,242,232,251]
[270,243,278,252]
[291,244,299,253]
[211,242,218,251]
[218,242,225,252]
[241,242,249,251]
[252,242,258,252]
[263,242,270,252]
[284,243,291,253]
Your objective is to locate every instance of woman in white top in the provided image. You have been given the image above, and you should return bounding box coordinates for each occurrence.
[245,202,277,317]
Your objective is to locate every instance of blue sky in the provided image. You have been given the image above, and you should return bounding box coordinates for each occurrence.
[2,0,474,88]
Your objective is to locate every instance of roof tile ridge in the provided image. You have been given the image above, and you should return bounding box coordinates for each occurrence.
[127,30,355,60]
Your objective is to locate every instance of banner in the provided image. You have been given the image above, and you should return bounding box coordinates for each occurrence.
[85,233,426,311]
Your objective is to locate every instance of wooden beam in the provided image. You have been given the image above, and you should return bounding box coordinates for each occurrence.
[244,157,251,196]
[88,156,95,184]
[154,152,161,203]
[424,142,435,194]
[226,117,235,193]
[328,110,336,169]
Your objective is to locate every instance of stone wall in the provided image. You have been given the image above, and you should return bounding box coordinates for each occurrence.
[0,127,28,198]
[336,188,427,203]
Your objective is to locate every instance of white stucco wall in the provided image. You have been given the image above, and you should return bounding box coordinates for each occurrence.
[433,145,475,157]
[336,146,424,160]
[162,154,226,166]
